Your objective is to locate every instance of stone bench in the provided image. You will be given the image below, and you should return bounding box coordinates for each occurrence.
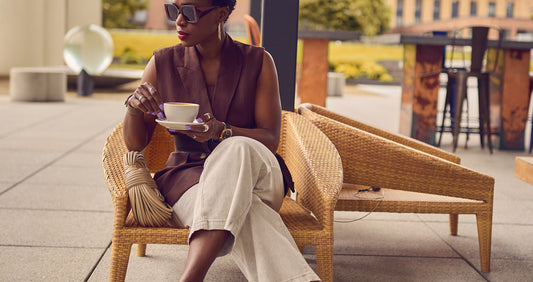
[10,67,66,102]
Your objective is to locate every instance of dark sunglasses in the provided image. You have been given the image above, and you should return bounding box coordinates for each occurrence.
[164,3,217,24]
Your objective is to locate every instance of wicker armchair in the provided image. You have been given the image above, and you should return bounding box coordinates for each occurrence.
[102,111,343,281]
[298,103,495,272]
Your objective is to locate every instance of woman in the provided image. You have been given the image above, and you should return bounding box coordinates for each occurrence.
[123,0,320,281]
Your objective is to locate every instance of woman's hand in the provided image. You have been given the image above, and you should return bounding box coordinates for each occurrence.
[126,82,166,120]
[172,113,224,143]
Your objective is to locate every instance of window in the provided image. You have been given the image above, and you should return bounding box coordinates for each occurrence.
[433,0,441,20]
[506,2,514,18]
[470,1,477,16]
[415,0,422,23]
[451,1,459,18]
[488,2,496,17]
[396,0,404,26]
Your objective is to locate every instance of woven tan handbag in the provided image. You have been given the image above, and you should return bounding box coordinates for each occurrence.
[123,151,174,227]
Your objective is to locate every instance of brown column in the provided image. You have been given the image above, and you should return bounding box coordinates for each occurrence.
[400,44,443,145]
[499,49,531,150]
[298,38,329,107]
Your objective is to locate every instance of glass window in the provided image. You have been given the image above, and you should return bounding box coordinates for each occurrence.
[415,0,422,23]
[396,0,404,26]
[488,2,496,17]
[451,1,459,18]
[433,0,441,20]
[506,2,514,18]
[470,1,477,16]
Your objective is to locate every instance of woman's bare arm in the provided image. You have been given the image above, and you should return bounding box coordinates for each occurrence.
[123,57,164,152]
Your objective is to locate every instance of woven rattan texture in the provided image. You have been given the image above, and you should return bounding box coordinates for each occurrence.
[102,111,342,281]
[298,103,495,272]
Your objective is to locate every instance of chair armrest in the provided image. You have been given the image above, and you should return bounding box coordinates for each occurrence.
[278,111,343,229]
[299,103,460,164]
[102,122,131,228]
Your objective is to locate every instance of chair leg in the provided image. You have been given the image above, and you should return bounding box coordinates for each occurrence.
[464,94,470,149]
[438,76,454,147]
[136,244,147,257]
[530,120,533,154]
[316,244,334,282]
[449,213,459,236]
[453,71,468,152]
[478,74,493,154]
[110,241,133,282]
[476,212,493,272]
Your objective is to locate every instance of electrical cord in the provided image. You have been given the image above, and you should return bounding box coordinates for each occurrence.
[334,187,384,223]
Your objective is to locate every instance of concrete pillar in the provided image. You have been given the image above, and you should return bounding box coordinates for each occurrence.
[0,0,102,75]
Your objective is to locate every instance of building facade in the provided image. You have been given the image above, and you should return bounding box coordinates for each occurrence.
[386,0,533,39]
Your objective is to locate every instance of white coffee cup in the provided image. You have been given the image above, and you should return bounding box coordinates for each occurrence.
[163,102,199,123]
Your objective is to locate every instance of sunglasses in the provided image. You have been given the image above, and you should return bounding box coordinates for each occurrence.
[164,3,217,24]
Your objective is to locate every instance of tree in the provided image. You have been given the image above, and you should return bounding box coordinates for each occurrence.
[299,0,391,36]
[102,0,149,29]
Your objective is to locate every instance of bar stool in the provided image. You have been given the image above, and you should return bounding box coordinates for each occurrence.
[437,26,502,154]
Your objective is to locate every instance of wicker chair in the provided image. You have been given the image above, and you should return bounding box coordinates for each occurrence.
[102,111,343,281]
[298,103,495,272]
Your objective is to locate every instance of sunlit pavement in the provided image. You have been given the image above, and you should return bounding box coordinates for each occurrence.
[1,79,532,281]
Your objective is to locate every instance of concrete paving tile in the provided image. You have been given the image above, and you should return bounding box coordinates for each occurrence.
[0,181,14,194]
[89,244,247,281]
[326,89,401,133]
[426,222,533,261]
[0,182,113,211]
[0,209,112,248]
[0,138,72,153]
[333,219,459,257]
[23,163,107,188]
[0,245,105,281]
[0,150,63,182]
[0,102,73,137]
[77,132,112,154]
[327,254,486,282]
[471,258,533,281]
[53,150,105,169]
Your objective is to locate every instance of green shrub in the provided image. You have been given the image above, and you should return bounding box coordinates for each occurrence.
[333,61,391,81]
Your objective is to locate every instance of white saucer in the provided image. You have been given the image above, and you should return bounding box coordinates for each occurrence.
[156,119,204,130]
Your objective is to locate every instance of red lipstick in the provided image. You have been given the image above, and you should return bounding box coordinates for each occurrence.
[178,31,189,40]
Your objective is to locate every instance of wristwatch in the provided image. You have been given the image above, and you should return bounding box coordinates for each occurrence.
[219,122,232,140]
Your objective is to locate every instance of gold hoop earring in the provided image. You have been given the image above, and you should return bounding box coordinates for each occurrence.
[218,23,222,40]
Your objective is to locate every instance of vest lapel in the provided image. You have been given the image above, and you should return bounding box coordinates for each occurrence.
[212,36,243,121]
[175,46,213,116]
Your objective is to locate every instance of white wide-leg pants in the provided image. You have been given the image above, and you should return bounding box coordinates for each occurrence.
[173,137,320,282]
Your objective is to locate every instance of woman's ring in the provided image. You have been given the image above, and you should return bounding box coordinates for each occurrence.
[203,124,210,132]
[192,135,197,139]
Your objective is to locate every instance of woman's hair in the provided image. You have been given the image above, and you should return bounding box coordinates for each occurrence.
[212,0,236,21]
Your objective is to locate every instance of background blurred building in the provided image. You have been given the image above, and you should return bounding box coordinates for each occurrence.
[386,0,533,39]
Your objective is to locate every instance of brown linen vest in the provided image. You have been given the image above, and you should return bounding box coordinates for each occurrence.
[153,36,264,206]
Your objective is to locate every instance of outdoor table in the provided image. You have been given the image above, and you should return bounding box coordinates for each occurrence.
[398,34,533,150]
[298,30,359,107]
[515,157,533,185]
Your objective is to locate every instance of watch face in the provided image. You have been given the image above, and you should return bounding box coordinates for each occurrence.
[222,129,231,139]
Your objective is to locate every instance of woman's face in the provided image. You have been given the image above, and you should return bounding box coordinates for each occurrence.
[171,0,224,47]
